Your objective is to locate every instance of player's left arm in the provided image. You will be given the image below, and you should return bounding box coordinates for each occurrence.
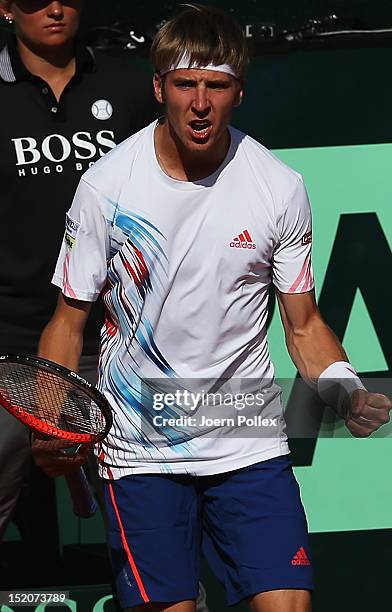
[276,288,392,436]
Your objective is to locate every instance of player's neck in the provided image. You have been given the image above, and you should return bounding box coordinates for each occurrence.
[154,120,230,182]
[17,38,76,101]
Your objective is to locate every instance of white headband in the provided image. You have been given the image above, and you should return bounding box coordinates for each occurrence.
[159,53,238,79]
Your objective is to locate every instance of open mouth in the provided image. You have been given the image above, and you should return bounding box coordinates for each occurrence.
[188,120,213,140]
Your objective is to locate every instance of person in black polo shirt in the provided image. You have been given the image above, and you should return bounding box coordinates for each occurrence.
[0,0,159,555]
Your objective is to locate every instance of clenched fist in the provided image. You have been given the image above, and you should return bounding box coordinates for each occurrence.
[343,389,392,437]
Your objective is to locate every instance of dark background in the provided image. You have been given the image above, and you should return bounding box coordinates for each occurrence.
[78,0,392,30]
[82,0,392,149]
[2,0,392,149]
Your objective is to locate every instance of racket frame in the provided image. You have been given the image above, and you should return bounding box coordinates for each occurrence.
[0,353,113,443]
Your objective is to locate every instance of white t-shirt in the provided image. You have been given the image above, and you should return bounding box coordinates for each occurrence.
[53,121,314,478]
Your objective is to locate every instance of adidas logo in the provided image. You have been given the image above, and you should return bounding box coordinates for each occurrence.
[229,229,256,250]
[291,547,311,566]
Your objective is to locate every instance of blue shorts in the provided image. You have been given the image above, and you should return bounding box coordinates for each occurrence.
[103,454,313,608]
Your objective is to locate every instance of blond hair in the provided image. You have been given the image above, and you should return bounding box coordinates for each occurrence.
[151,4,249,81]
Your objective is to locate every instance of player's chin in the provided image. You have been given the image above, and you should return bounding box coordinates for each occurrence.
[188,138,213,151]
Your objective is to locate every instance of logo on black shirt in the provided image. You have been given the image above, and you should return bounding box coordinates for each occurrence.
[11,131,116,177]
[91,99,113,121]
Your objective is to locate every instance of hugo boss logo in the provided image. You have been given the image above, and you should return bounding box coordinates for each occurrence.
[11,131,116,177]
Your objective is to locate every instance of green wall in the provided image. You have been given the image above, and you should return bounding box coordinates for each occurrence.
[272,143,392,532]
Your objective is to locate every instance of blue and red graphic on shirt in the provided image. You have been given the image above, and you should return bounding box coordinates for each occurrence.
[97,202,195,457]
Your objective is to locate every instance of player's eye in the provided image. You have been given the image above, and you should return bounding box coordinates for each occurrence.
[208,82,230,90]
[174,81,195,89]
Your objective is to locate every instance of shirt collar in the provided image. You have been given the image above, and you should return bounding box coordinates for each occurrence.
[0,35,95,83]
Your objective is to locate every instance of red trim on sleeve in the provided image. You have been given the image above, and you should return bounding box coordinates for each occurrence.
[288,253,311,293]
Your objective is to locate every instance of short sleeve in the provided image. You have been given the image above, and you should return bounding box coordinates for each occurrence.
[272,176,314,294]
[52,179,109,301]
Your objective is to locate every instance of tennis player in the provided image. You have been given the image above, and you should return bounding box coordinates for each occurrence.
[35,4,391,611]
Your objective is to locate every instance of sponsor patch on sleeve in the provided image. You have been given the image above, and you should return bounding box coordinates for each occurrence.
[64,213,80,250]
[301,231,312,246]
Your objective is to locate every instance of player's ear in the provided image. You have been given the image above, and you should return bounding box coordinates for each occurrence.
[234,84,244,108]
[153,73,165,104]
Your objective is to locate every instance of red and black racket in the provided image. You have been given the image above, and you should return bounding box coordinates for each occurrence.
[0,354,113,518]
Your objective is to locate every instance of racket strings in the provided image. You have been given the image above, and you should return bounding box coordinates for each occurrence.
[0,362,105,436]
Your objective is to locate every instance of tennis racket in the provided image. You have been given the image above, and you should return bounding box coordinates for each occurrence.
[0,354,113,518]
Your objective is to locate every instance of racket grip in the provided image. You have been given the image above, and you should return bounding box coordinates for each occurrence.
[65,468,98,518]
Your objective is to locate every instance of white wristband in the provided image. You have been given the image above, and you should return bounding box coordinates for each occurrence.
[317,361,366,417]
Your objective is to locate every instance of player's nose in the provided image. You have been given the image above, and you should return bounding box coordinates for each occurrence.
[191,86,211,116]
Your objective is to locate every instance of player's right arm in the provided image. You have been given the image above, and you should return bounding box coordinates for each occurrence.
[38,293,92,370]
[32,293,93,477]
[33,176,109,476]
